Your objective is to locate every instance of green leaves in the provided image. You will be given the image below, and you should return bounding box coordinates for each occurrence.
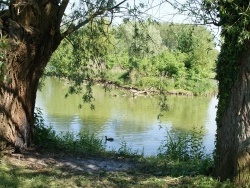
[47,18,114,106]
[159,126,208,162]
[48,19,217,96]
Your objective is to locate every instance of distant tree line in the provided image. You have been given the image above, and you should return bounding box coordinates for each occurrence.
[47,20,218,95]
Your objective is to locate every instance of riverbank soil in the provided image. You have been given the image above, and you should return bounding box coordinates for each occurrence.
[2,149,134,173]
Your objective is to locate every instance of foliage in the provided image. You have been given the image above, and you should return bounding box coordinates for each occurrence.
[47,21,218,95]
[47,18,115,107]
[158,127,209,162]
[130,127,214,178]
[48,19,113,78]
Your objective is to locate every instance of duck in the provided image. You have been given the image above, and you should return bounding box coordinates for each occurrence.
[105,136,114,141]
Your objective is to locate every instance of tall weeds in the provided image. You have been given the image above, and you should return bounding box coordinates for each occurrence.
[155,127,213,175]
[34,108,105,156]
[158,127,207,161]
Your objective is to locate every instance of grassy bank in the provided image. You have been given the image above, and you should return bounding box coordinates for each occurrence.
[0,159,233,188]
[0,112,234,188]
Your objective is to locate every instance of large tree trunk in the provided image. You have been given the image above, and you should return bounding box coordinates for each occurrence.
[214,40,250,185]
[0,0,62,150]
[0,66,39,149]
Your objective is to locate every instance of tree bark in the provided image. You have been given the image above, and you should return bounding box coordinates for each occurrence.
[0,0,62,150]
[214,40,250,185]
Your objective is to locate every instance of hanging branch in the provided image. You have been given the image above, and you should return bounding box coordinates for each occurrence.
[61,0,126,38]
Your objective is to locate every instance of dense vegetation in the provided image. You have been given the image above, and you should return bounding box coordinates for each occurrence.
[46,21,218,96]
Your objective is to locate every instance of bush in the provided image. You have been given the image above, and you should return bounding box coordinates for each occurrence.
[136,127,214,176]
[158,127,209,162]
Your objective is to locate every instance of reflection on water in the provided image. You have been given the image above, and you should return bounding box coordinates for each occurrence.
[36,78,217,156]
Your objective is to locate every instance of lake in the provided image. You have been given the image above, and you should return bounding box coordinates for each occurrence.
[36,78,217,156]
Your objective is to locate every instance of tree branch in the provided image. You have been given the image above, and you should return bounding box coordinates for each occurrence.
[164,0,221,26]
[61,0,127,38]
[0,0,8,6]
[57,0,69,30]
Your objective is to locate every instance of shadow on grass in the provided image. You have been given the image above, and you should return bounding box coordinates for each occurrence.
[0,161,60,187]
[0,151,235,188]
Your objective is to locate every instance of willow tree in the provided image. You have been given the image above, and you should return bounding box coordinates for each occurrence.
[0,0,126,151]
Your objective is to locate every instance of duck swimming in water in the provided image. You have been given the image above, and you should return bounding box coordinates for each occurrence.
[105,136,114,141]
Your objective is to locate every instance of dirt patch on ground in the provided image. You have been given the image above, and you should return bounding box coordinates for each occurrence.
[2,150,135,173]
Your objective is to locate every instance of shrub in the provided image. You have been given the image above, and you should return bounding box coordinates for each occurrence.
[158,127,210,162]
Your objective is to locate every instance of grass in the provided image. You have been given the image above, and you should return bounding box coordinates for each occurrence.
[0,158,234,188]
[0,110,235,187]
[0,159,235,188]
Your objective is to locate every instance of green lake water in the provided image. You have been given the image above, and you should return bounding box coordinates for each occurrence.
[36,78,217,156]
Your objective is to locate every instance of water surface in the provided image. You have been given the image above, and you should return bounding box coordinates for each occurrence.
[36,78,217,156]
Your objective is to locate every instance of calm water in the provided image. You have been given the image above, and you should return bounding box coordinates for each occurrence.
[36,78,217,156]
